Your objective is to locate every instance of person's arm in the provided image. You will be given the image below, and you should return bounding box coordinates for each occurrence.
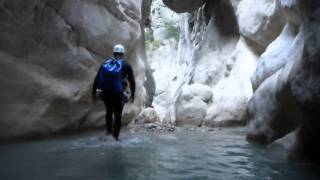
[92,65,102,98]
[125,63,136,102]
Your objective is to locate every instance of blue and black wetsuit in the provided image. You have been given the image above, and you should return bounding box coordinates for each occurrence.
[92,58,135,140]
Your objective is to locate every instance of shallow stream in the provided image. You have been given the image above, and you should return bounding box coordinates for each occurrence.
[1,128,319,180]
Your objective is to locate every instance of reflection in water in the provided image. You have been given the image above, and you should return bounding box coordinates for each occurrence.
[0,128,319,180]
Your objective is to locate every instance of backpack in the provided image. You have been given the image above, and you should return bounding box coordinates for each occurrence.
[98,58,124,93]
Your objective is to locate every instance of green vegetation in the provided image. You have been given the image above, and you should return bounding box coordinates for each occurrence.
[163,20,180,41]
[145,29,153,42]
[144,20,180,51]
[146,39,162,50]
[145,28,163,50]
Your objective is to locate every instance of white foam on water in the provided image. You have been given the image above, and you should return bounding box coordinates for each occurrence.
[158,133,178,140]
[68,135,152,149]
[121,136,152,146]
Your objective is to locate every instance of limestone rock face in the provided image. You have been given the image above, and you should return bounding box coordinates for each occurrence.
[245,0,320,162]
[237,0,286,53]
[150,0,320,162]
[145,0,181,121]
[151,0,258,127]
[287,0,320,161]
[246,1,303,142]
[0,0,152,139]
[250,24,300,91]
[204,38,257,127]
[245,0,303,142]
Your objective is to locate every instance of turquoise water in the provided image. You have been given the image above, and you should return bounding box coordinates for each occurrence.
[0,128,319,180]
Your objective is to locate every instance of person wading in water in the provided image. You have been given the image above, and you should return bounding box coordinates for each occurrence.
[92,44,135,141]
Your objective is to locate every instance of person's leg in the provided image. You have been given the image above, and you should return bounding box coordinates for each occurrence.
[103,95,113,135]
[113,93,124,140]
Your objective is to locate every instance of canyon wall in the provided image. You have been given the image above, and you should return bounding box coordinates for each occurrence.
[158,0,320,161]
[150,0,259,127]
[0,0,153,139]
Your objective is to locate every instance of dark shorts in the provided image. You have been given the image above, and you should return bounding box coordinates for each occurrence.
[102,92,124,105]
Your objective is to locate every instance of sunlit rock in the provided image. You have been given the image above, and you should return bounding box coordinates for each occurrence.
[145,0,182,122]
[172,0,255,126]
[150,0,258,127]
[204,38,258,127]
[237,0,285,53]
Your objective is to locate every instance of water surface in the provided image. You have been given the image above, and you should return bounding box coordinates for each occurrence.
[1,128,319,180]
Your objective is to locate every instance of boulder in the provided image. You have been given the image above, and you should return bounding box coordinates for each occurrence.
[135,107,160,124]
[237,0,285,53]
[175,84,212,126]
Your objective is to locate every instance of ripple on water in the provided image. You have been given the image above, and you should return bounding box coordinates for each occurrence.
[1,128,320,180]
[69,135,152,149]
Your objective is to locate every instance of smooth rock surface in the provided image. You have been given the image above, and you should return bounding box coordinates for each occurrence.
[0,0,152,139]
[204,38,258,127]
[237,0,285,53]
[246,0,304,143]
[246,0,320,162]
[175,84,212,127]
[250,24,300,91]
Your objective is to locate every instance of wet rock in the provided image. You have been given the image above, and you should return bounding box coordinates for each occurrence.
[144,122,176,133]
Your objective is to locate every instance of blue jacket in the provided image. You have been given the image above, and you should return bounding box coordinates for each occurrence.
[92,58,135,97]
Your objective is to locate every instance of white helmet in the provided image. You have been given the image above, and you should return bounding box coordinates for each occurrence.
[113,44,125,54]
